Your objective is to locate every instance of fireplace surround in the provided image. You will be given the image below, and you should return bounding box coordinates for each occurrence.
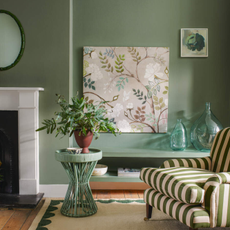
[0,87,44,195]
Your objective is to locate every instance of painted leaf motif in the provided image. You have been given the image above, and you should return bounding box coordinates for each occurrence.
[159,97,163,104]
[134,115,139,120]
[153,96,158,101]
[155,106,160,110]
[156,85,160,92]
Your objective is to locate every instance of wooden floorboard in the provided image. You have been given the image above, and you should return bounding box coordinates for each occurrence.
[124,190,139,199]
[0,190,143,230]
[110,190,125,199]
[2,209,31,230]
[0,209,15,229]
[20,199,45,230]
[96,190,111,199]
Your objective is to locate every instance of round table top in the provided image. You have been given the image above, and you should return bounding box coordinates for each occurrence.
[55,148,102,163]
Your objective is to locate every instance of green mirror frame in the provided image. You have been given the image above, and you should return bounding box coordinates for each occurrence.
[0,10,25,71]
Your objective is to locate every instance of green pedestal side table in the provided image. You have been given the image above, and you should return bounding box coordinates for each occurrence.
[55,148,102,217]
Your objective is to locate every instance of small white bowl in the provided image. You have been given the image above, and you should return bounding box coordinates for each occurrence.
[67,148,82,154]
[92,164,108,176]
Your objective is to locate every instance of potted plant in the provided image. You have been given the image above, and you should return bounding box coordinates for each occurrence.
[36,94,119,153]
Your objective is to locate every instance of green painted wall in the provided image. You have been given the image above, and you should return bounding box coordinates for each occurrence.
[73,0,230,152]
[1,0,230,185]
[0,0,70,184]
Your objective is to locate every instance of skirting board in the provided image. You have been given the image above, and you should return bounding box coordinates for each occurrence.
[39,183,150,197]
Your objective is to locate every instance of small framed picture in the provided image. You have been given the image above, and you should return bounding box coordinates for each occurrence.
[181,28,208,57]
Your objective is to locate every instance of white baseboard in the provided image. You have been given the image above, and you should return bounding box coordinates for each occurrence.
[39,184,68,197]
[39,183,148,197]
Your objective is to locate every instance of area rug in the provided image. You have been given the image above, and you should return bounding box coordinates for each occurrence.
[29,198,190,230]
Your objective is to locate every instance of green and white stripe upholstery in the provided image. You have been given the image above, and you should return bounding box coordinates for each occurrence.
[140,167,214,204]
[144,188,210,229]
[202,172,230,227]
[160,157,211,170]
[210,127,230,173]
[141,127,230,229]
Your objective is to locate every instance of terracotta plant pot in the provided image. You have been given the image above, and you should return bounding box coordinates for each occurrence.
[74,130,93,153]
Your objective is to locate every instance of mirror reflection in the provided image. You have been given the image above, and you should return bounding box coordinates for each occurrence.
[0,10,25,71]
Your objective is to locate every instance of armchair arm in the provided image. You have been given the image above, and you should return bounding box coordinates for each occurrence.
[160,157,211,170]
[203,172,230,228]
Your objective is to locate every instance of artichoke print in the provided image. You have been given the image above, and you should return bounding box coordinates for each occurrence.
[83,47,169,133]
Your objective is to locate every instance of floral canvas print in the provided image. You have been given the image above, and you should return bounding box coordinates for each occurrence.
[83,47,169,133]
[181,28,208,57]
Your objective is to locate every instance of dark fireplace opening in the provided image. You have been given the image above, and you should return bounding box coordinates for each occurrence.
[0,111,19,194]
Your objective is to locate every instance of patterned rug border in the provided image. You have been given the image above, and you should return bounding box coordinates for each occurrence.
[31,198,145,230]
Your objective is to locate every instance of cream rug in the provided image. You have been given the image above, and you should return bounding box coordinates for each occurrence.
[28,199,193,230]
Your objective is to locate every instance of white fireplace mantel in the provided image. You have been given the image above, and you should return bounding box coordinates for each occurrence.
[0,87,44,195]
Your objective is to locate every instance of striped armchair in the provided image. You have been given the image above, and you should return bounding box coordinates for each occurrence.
[140,127,230,230]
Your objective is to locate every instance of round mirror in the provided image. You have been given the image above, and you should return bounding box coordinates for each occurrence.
[0,10,25,71]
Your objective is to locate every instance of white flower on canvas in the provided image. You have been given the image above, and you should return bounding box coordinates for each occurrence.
[91,51,98,59]
[165,99,168,106]
[117,119,132,132]
[126,103,134,110]
[144,63,164,82]
[112,103,123,117]
[123,91,131,102]
[86,64,103,81]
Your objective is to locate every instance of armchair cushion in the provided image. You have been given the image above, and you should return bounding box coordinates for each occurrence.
[140,167,214,204]
[144,188,211,229]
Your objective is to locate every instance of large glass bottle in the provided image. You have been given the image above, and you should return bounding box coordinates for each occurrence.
[170,119,188,151]
[190,102,223,152]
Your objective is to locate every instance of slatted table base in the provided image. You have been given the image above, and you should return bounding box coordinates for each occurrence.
[61,161,98,217]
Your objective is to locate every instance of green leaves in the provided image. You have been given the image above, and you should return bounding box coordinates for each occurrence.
[163,86,168,95]
[36,94,119,139]
[99,51,113,72]
[116,77,128,91]
[153,96,166,111]
[83,78,96,90]
[132,88,147,104]
[128,47,141,62]
[115,54,125,73]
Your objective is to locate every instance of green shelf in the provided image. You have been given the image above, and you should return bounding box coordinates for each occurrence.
[90,171,142,182]
[95,147,210,158]
[88,147,210,183]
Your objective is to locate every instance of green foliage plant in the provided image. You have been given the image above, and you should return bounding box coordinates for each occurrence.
[36,94,119,139]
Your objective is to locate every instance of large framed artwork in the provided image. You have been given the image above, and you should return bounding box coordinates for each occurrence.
[181,28,208,57]
[83,47,169,133]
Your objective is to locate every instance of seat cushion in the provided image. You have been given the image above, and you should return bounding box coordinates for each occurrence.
[144,188,210,229]
[140,167,215,204]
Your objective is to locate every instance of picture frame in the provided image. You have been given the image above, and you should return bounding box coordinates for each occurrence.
[181,28,208,57]
[83,46,169,133]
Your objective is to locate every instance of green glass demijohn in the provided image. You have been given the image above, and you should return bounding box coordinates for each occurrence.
[170,119,188,151]
[190,102,223,152]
